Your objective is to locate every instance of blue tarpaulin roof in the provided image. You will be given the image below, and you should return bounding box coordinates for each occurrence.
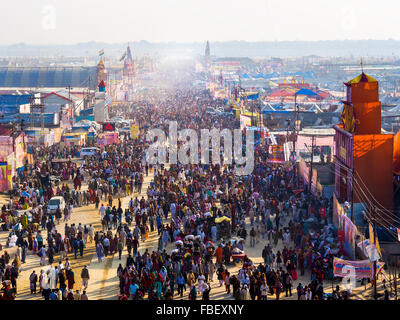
[245,93,259,100]
[0,113,57,125]
[253,73,264,79]
[265,72,279,78]
[0,94,32,105]
[0,106,20,114]
[263,110,291,114]
[296,88,318,96]
[0,67,97,89]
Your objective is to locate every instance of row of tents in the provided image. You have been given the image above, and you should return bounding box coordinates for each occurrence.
[240,71,315,80]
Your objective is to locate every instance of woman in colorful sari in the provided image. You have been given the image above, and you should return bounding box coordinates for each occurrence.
[62,169,67,181]
[12,254,21,273]
[66,268,75,290]
[27,231,33,251]
[32,237,38,254]
[155,274,163,299]
[96,242,104,262]
[215,245,223,265]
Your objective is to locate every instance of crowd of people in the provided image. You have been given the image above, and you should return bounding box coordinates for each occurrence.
[0,87,348,301]
[107,89,343,301]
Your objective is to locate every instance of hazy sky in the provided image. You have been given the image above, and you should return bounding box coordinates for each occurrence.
[1,0,399,44]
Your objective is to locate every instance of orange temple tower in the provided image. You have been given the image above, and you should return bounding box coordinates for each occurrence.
[334,72,394,223]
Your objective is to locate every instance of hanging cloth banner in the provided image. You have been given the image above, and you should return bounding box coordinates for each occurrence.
[357,240,381,262]
[333,258,373,279]
[369,223,382,257]
[342,214,356,259]
[333,257,385,279]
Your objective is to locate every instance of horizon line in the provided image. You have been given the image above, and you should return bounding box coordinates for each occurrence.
[2,38,400,47]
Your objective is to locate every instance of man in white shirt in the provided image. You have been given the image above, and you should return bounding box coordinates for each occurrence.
[99,204,106,219]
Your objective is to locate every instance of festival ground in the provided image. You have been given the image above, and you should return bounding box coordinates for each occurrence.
[0,164,388,300]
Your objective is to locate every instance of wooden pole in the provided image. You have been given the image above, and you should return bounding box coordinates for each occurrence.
[373,212,377,299]
[395,256,398,300]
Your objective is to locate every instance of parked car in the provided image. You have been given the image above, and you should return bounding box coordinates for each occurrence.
[80,147,100,157]
[206,107,217,115]
[48,196,66,213]
[118,126,131,134]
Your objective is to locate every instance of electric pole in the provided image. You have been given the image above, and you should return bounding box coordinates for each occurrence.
[293,93,298,155]
[293,93,299,187]
[66,85,73,125]
[29,95,45,145]
[395,256,398,300]
[351,168,354,223]
[373,208,378,299]
[309,135,316,191]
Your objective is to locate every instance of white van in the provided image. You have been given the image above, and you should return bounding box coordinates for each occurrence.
[48,196,66,213]
[80,147,100,157]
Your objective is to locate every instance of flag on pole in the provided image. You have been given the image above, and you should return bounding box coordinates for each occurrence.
[369,223,382,257]
[120,51,127,62]
[99,49,104,56]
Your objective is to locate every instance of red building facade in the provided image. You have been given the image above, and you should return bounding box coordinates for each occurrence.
[334,73,394,222]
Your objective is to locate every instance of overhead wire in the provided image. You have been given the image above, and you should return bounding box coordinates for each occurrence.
[331,159,400,226]
[310,158,400,242]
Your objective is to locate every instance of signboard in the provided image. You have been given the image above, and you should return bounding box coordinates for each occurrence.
[295,120,301,131]
[240,115,252,130]
[130,124,139,140]
[268,145,285,163]
[103,122,116,132]
[0,165,13,192]
[98,132,119,147]
[320,207,326,218]
[289,151,296,162]
[340,146,347,161]
[0,137,13,163]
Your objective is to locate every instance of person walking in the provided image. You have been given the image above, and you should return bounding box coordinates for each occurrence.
[117,239,123,260]
[96,242,104,262]
[29,270,38,294]
[81,265,90,290]
[250,227,256,247]
[81,290,89,300]
[177,273,186,297]
[285,272,293,297]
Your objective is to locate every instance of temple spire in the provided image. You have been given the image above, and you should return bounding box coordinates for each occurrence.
[205,41,210,57]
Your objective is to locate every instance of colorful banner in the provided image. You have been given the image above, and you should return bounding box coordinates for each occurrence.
[369,223,382,257]
[333,258,373,279]
[268,145,285,163]
[130,124,139,140]
[333,193,347,228]
[97,132,118,147]
[15,135,26,169]
[343,214,356,259]
[299,157,309,186]
[240,115,251,130]
[0,165,13,192]
[0,136,13,162]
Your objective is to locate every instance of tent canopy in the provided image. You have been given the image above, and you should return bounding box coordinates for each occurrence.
[296,88,319,96]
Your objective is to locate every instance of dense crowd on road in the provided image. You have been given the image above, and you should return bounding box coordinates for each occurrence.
[0,87,349,301]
